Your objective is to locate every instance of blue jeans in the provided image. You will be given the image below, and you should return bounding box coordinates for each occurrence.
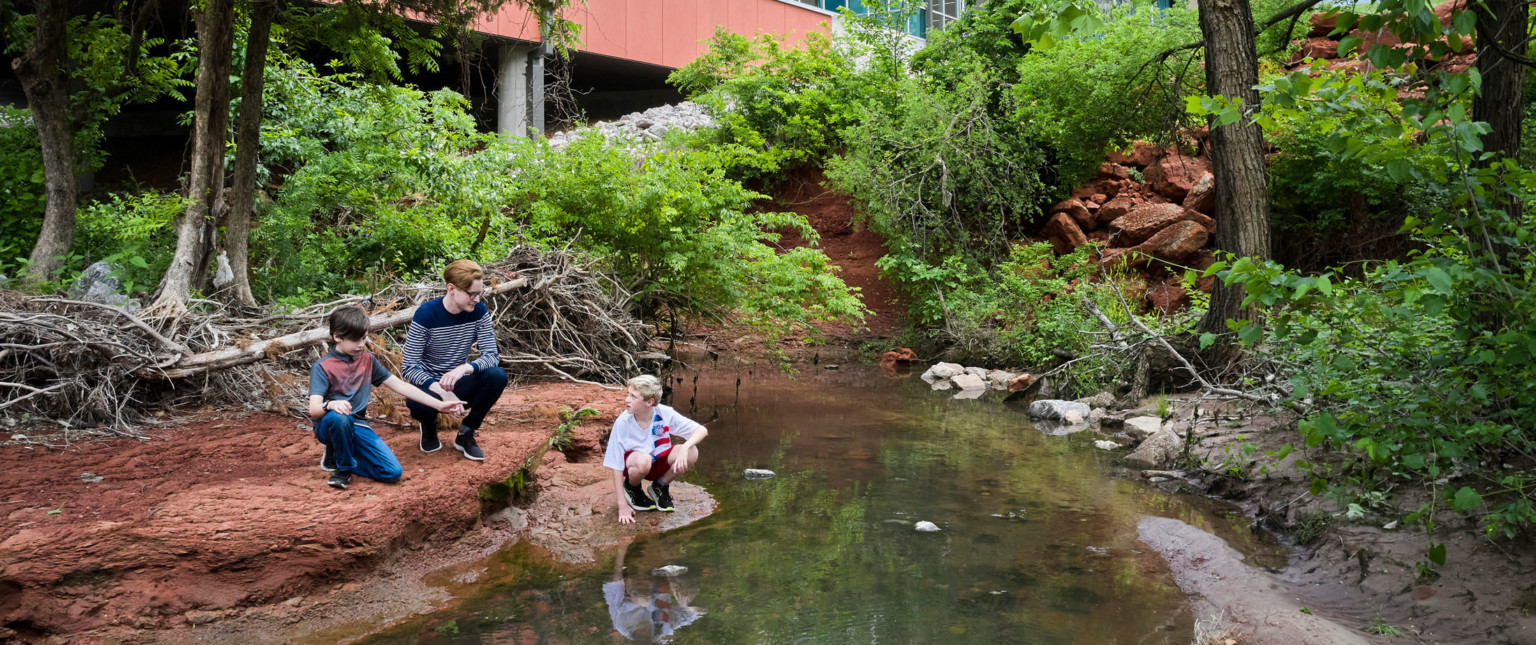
[407,366,508,432]
[313,411,402,483]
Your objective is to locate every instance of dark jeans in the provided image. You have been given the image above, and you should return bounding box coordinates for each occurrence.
[407,366,508,432]
[313,412,402,482]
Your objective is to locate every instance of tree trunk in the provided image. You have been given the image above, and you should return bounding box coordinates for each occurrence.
[1196,0,1273,336]
[14,0,78,284]
[224,0,278,308]
[147,0,234,317]
[1471,0,1526,220]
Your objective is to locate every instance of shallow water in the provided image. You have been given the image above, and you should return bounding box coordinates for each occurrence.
[361,360,1286,644]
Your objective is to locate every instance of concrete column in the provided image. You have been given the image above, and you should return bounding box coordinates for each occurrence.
[497,43,545,139]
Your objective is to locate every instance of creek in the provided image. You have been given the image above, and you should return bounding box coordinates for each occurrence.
[358,359,1288,644]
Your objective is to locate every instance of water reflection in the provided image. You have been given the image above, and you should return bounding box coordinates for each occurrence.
[359,360,1287,644]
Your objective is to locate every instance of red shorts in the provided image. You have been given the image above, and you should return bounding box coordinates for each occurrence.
[624,448,672,482]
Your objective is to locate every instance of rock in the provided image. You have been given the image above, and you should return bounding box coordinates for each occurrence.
[1050,198,1095,230]
[1106,140,1163,167]
[1096,162,1132,181]
[0,273,9,289]
[1141,470,1185,479]
[986,370,1014,390]
[68,261,134,307]
[1123,416,1163,440]
[1027,399,1092,421]
[1075,391,1116,409]
[1007,373,1036,392]
[1307,11,1335,37]
[1137,220,1209,263]
[951,373,987,391]
[922,362,965,382]
[881,347,917,366]
[914,521,941,532]
[1147,280,1191,313]
[1143,155,1212,202]
[1124,428,1184,469]
[1108,203,1214,247]
[952,388,986,400]
[964,366,989,378]
[652,565,688,576]
[1094,440,1122,450]
[1062,409,1084,424]
[1094,195,1139,226]
[489,506,527,531]
[1042,212,1088,255]
[185,610,219,626]
[930,380,954,391]
[744,468,776,479]
[1181,172,1215,214]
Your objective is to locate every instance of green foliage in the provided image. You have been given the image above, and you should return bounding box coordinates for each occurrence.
[0,109,44,266]
[73,191,186,293]
[1009,4,1201,189]
[670,28,873,182]
[829,55,1048,265]
[552,406,600,452]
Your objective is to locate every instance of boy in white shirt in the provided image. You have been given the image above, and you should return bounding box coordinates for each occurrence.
[605,375,708,523]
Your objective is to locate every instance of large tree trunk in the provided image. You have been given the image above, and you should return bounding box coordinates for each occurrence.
[14,0,78,285]
[147,0,235,317]
[1196,0,1273,337]
[224,0,279,308]
[1471,0,1527,221]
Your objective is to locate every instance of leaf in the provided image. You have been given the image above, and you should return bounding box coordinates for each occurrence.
[1452,487,1482,512]
[47,509,61,515]
[1315,274,1332,296]
[1199,332,1218,349]
[1337,35,1364,57]
[1237,323,1263,345]
[1386,159,1411,182]
[1275,444,1294,461]
[1310,478,1328,496]
[1452,9,1474,35]
[1423,267,1453,293]
[1427,543,1446,566]
[1202,261,1227,278]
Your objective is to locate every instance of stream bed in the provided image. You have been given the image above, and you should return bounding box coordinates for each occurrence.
[359,360,1288,644]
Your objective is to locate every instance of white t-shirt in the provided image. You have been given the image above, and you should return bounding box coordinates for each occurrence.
[603,404,700,471]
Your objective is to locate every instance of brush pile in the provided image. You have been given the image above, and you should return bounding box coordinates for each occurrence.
[0,246,648,441]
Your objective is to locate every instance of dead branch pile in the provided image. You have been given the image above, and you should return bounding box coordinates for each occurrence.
[0,246,649,439]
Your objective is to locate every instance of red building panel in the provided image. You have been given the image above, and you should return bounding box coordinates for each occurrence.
[474,0,831,68]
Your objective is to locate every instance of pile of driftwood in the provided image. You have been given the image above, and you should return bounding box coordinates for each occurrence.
[0,246,650,441]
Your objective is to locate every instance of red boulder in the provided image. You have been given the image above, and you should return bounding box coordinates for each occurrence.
[1095,195,1139,226]
[1042,212,1088,255]
[1109,203,1214,247]
[1181,172,1215,214]
[1144,155,1213,202]
[1051,198,1096,230]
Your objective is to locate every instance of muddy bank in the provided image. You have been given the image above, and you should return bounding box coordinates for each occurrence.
[0,381,634,643]
[1124,396,1536,644]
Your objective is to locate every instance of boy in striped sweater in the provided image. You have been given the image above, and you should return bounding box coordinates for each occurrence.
[605,375,709,522]
[401,260,509,461]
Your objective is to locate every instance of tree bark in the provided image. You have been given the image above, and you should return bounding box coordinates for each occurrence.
[225,0,279,308]
[1471,0,1527,219]
[14,0,78,284]
[147,0,235,317]
[1196,0,1273,336]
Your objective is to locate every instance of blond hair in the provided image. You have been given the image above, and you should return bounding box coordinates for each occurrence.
[627,374,664,403]
[443,259,484,291]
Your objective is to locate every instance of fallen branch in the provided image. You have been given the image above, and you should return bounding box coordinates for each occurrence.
[152,276,527,379]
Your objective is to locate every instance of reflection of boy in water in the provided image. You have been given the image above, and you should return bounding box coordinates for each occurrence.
[606,538,705,642]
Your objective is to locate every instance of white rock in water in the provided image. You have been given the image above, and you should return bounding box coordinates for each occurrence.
[950,373,987,391]
[1123,416,1162,440]
[914,521,941,532]
[1028,399,1092,421]
[652,565,688,576]
[744,468,776,479]
[1094,440,1121,450]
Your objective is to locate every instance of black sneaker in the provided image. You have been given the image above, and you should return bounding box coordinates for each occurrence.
[420,423,442,453]
[652,481,675,512]
[454,429,485,461]
[624,479,656,511]
[328,471,351,490]
[321,444,337,472]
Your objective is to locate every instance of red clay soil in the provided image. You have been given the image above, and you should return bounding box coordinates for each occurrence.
[771,166,905,341]
[0,382,625,643]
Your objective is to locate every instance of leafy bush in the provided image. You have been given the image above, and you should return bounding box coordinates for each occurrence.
[0,109,44,267]
[73,191,186,293]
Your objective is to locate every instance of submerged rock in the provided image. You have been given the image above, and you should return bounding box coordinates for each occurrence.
[1094,440,1121,450]
[986,370,1014,390]
[914,521,941,532]
[1123,416,1163,440]
[743,468,776,480]
[1027,399,1091,421]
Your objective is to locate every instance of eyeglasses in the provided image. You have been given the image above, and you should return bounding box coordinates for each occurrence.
[464,290,484,301]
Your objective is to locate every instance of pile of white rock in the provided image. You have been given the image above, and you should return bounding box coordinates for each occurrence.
[546,101,715,149]
[919,362,1017,396]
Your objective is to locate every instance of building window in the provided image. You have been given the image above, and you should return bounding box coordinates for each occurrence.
[927,0,965,33]
[793,0,965,39]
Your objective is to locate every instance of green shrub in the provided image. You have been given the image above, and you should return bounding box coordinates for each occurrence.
[0,108,44,268]
[73,191,186,293]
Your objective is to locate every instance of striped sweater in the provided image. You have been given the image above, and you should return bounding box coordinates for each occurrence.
[400,298,499,388]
